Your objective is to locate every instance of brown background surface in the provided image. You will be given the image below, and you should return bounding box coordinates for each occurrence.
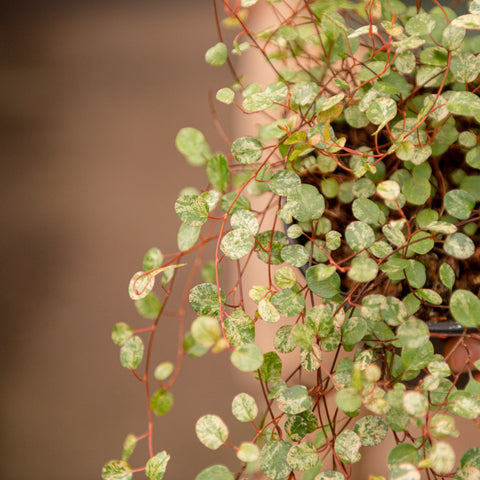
[0,2,252,479]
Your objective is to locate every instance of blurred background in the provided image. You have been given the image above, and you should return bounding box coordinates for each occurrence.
[0,1,252,479]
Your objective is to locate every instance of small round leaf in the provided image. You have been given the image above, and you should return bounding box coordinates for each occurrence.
[120,336,144,370]
[232,393,258,422]
[195,414,229,450]
[150,389,174,417]
[231,343,264,372]
[444,233,475,259]
[231,137,263,164]
[205,42,228,66]
[145,452,170,480]
[102,460,132,480]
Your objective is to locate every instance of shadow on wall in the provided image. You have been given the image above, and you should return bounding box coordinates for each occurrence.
[0,2,249,479]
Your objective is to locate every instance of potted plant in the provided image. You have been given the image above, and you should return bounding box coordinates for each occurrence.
[103,0,480,479]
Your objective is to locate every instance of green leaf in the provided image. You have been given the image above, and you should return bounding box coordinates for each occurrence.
[341,316,367,346]
[183,332,209,359]
[277,385,311,415]
[205,42,228,66]
[442,23,465,50]
[145,452,170,480]
[261,441,292,480]
[405,260,426,289]
[221,192,251,215]
[377,180,401,201]
[122,434,138,462]
[348,256,378,282]
[177,223,201,252]
[315,472,345,480]
[390,464,420,480]
[231,343,264,372]
[120,336,144,370]
[439,263,455,290]
[237,442,260,462]
[450,289,480,328]
[216,87,234,104]
[335,430,362,463]
[258,298,280,323]
[274,267,297,289]
[352,198,384,224]
[397,318,429,349]
[345,104,369,128]
[231,209,259,235]
[102,460,132,480]
[220,228,254,260]
[271,289,305,316]
[150,389,174,416]
[281,244,310,267]
[407,231,434,255]
[430,414,459,439]
[452,14,480,30]
[255,230,289,265]
[366,97,397,133]
[195,414,229,450]
[287,184,325,222]
[444,189,475,220]
[286,442,318,471]
[336,387,362,414]
[380,297,407,326]
[135,293,162,319]
[403,391,428,417]
[243,92,273,112]
[129,271,155,301]
[143,248,163,271]
[415,289,442,305]
[175,194,209,226]
[429,442,455,474]
[224,309,255,347]
[383,224,406,247]
[291,81,320,105]
[444,232,475,259]
[191,316,221,348]
[466,146,480,170]
[345,221,375,251]
[274,325,296,353]
[231,137,263,164]
[388,443,419,468]
[264,81,288,102]
[189,283,225,316]
[269,170,301,196]
[354,416,388,446]
[451,52,480,82]
[402,176,431,205]
[448,391,480,419]
[207,154,229,191]
[446,91,480,117]
[305,266,341,299]
[112,323,133,346]
[154,362,174,381]
[232,392,258,422]
[291,324,314,351]
[406,12,436,35]
[257,351,282,383]
[175,127,211,166]
[195,465,233,480]
[301,344,322,372]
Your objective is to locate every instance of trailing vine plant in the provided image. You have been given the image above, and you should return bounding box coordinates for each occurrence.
[103,0,480,479]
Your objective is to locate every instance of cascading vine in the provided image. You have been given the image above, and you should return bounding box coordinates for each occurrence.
[104,1,480,479]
